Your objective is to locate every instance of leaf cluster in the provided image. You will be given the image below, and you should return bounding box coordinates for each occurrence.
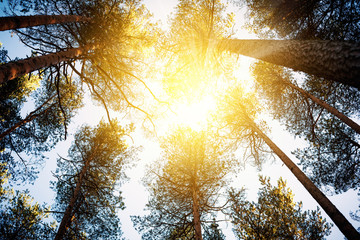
[52,120,136,239]
[252,60,360,192]
[226,176,332,240]
[0,163,56,239]
[241,0,360,41]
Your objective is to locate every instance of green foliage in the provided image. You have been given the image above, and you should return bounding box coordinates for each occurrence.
[52,120,136,239]
[0,42,84,183]
[252,60,360,192]
[226,176,332,240]
[240,0,360,192]
[241,0,360,192]
[240,0,360,40]
[0,164,55,239]
[163,220,226,240]
[203,219,226,240]
[0,74,83,183]
[132,127,234,239]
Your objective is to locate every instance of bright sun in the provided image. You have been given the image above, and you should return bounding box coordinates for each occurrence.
[154,93,217,136]
[169,95,216,131]
[155,55,254,135]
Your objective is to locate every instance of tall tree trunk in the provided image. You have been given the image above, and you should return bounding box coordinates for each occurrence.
[247,118,360,240]
[0,45,94,85]
[0,15,89,31]
[54,154,93,240]
[0,95,55,141]
[192,185,203,240]
[285,81,360,134]
[192,159,203,240]
[218,39,360,89]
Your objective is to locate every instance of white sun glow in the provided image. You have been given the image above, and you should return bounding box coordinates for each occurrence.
[159,95,217,133]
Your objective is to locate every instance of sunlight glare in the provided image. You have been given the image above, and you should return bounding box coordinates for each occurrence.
[234,56,255,93]
[165,95,216,132]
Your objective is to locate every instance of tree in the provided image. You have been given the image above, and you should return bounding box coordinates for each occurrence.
[0,163,56,239]
[252,60,360,192]
[2,0,156,118]
[237,0,360,41]
[132,127,234,240]
[253,60,360,134]
[0,69,83,183]
[0,45,94,84]
[226,176,331,239]
[216,86,360,239]
[217,39,360,89]
[52,120,136,240]
[0,15,89,31]
[161,0,235,103]
[203,219,226,240]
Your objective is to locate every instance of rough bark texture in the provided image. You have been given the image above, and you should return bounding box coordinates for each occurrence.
[287,81,360,135]
[54,156,92,240]
[0,15,89,31]
[0,45,93,84]
[249,120,360,240]
[219,39,360,89]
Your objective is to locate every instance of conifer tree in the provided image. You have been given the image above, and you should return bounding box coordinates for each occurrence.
[226,176,331,240]
[252,61,360,192]
[0,44,83,183]
[0,163,55,239]
[1,0,156,116]
[215,86,360,239]
[52,120,136,240]
[132,127,234,240]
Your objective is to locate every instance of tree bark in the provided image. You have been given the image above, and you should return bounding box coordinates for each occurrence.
[191,157,203,240]
[0,15,89,31]
[285,81,360,135]
[0,45,94,85]
[54,154,93,240]
[247,119,360,240]
[218,39,360,89]
[192,184,203,240]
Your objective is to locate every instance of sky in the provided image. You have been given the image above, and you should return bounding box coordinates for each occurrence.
[1,0,360,239]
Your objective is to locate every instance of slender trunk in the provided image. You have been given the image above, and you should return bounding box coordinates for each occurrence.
[0,15,89,31]
[54,154,93,240]
[192,185,203,240]
[192,158,203,240]
[0,95,55,141]
[218,39,360,89]
[0,45,94,85]
[286,81,360,134]
[247,119,360,240]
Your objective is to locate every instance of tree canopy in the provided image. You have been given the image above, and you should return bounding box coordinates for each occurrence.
[52,120,136,239]
[0,0,360,239]
[0,163,55,239]
[132,127,234,239]
[226,176,332,240]
[240,0,360,41]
